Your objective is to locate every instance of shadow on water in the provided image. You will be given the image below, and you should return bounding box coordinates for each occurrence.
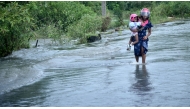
[131,65,153,95]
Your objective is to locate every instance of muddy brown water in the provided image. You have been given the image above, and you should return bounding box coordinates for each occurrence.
[0,19,190,106]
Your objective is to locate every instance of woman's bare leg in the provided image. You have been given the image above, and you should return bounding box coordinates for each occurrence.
[135,56,139,63]
[142,54,146,63]
[141,47,146,63]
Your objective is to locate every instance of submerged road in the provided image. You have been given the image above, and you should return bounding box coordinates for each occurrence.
[0,19,190,106]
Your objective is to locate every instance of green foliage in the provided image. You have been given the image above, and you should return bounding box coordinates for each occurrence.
[107,1,125,27]
[28,1,95,32]
[0,1,102,57]
[161,1,190,18]
[107,1,190,25]
[27,1,99,44]
[124,1,154,11]
[67,14,102,43]
[79,1,102,15]
[0,2,34,57]
[34,23,65,44]
[150,1,190,24]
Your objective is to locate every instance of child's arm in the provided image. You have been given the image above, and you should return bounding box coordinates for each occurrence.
[131,34,139,45]
[129,28,138,32]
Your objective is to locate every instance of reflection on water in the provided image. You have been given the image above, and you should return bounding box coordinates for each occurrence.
[131,65,152,94]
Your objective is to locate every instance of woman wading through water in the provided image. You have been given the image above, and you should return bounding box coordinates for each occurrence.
[130,8,153,64]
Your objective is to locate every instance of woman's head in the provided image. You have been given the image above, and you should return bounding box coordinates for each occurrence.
[140,8,150,20]
[130,14,138,22]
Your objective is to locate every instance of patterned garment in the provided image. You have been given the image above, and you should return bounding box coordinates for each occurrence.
[134,20,153,56]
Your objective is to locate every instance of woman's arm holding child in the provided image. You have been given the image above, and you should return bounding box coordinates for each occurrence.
[143,28,151,40]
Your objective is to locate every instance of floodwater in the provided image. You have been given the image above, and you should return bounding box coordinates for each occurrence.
[0,19,190,107]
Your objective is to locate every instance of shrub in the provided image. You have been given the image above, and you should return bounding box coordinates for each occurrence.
[66,14,102,43]
[101,16,111,32]
[28,1,96,32]
[0,2,34,57]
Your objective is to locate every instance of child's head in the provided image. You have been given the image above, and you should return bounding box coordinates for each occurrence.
[140,8,150,21]
[130,14,138,22]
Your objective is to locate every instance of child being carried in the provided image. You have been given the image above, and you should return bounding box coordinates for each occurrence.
[127,14,142,51]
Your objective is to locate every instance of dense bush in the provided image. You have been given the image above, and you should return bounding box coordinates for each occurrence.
[0,1,99,57]
[79,1,102,15]
[160,1,190,18]
[28,1,95,32]
[0,2,34,57]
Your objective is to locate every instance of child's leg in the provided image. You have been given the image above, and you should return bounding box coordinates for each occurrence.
[132,34,138,45]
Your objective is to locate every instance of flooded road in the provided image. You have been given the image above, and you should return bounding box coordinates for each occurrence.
[0,19,190,106]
